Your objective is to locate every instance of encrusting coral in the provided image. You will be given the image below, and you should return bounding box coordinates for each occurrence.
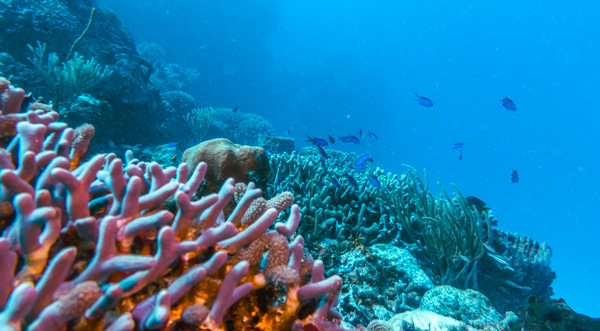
[0,77,363,330]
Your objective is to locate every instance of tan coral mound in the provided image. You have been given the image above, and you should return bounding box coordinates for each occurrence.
[183,138,269,193]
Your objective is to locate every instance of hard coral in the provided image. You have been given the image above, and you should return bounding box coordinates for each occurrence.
[183,138,270,194]
[0,78,356,331]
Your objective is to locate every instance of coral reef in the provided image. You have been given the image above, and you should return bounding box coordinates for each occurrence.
[265,147,557,327]
[183,138,270,194]
[0,0,164,145]
[207,108,276,146]
[0,78,363,330]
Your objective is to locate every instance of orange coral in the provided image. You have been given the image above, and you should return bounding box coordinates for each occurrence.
[70,123,95,170]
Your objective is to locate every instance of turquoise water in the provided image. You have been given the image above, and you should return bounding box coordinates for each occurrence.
[100,0,600,317]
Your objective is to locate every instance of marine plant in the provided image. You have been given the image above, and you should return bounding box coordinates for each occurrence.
[185,106,216,142]
[381,166,493,289]
[27,41,113,115]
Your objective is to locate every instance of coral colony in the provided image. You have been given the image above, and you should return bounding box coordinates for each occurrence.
[0,78,359,330]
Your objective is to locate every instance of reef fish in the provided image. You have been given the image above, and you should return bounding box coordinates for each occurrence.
[328,135,335,143]
[343,173,358,189]
[339,134,360,144]
[286,126,294,138]
[501,97,516,111]
[330,176,341,189]
[368,174,380,187]
[232,104,239,112]
[368,131,378,140]
[356,153,373,166]
[452,143,464,150]
[306,136,328,146]
[315,144,328,159]
[510,170,519,183]
[413,92,434,107]
[166,142,178,147]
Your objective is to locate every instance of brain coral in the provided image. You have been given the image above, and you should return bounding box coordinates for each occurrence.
[182,138,270,193]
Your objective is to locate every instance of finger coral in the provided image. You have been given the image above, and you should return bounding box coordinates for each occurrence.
[0,78,360,331]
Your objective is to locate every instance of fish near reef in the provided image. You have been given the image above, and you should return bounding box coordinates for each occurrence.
[306,136,328,146]
[368,131,378,140]
[413,92,434,107]
[510,170,519,183]
[368,174,380,187]
[501,97,516,111]
[315,144,328,159]
[232,104,239,112]
[343,173,358,189]
[328,135,335,143]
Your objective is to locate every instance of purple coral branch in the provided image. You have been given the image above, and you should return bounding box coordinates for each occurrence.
[178,162,207,198]
[218,208,279,253]
[105,313,134,331]
[0,239,17,310]
[52,154,106,221]
[73,217,155,285]
[198,178,236,229]
[85,283,123,320]
[120,210,174,248]
[26,247,76,324]
[297,275,342,302]
[207,261,252,327]
[227,181,262,226]
[276,204,301,238]
[172,191,218,239]
[0,282,37,329]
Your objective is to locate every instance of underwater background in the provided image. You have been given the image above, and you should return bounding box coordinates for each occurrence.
[96,0,599,317]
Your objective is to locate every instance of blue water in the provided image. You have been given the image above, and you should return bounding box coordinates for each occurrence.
[100,0,600,317]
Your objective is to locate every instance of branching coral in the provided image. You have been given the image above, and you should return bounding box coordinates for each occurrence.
[0,78,359,330]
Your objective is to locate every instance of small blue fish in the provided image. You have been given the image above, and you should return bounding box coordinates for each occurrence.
[354,162,366,173]
[306,136,328,146]
[338,136,353,143]
[328,135,335,144]
[166,142,178,147]
[510,170,519,183]
[356,153,373,165]
[262,145,271,150]
[264,131,271,136]
[330,176,341,189]
[286,126,294,138]
[368,174,380,187]
[232,104,239,112]
[348,134,360,144]
[452,143,464,150]
[343,173,358,189]
[501,97,516,111]
[368,131,378,140]
[413,92,434,107]
[315,144,328,159]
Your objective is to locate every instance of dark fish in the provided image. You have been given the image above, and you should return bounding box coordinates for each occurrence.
[286,126,294,138]
[232,104,239,112]
[262,145,271,150]
[306,136,328,146]
[328,135,335,144]
[315,144,328,159]
[368,174,380,187]
[501,97,516,111]
[459,150,463,160]
[290,179,302,193]
[343,173,358,189]
[330,176,341,189]
[319,158,327,171]
[465,196,490,213]
[359,129,363,137]
[452,143,464,150]
[166,142,178,147]
[368,131,378,140]
[510,170,519,183]
[413,92,434,107]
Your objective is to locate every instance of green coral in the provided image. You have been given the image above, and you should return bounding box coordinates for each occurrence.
[27,41,113,115]
[382,166,495,289]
